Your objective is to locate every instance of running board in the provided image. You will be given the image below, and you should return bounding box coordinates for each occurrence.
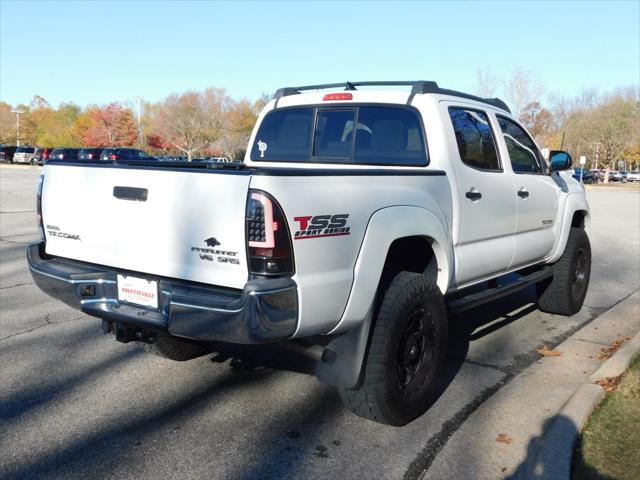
[447,267,553,314]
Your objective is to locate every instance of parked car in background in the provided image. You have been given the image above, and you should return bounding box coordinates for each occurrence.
[100,148,154,161]
[588,169,602,182]
[13,147,44,165]
[48,148,80,162]
[572,168,596,184]
[78,148,104,161]
[627,171,640,182]
[608,171,627,183]
[0,145,18,163]
[35,148,54,165]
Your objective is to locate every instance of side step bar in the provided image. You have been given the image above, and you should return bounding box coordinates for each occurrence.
[447,267,553,314]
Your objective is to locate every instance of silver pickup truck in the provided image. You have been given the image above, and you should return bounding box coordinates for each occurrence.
[28,81,590,425]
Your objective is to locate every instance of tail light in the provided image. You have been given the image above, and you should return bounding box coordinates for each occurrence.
[109,153,119,161]
[246,190,294,276]
[36,175,45,241]
[88,153,94,159]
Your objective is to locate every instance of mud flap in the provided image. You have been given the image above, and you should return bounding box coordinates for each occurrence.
[315,305,374,388]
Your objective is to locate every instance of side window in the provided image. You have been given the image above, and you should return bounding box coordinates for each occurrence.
[496,116,543,174]
[448,108,500,171]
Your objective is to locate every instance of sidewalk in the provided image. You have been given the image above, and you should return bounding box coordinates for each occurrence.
[422,290,640,480]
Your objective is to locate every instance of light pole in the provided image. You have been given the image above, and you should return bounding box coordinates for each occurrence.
[11,109,24,146]
[133,95,143,147]
[593,142,601,170]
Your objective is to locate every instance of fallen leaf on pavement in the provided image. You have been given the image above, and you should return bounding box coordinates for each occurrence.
[536,345,563,357]
[496,433,513,444]
[596,375,623,392]
[597,336,631,360]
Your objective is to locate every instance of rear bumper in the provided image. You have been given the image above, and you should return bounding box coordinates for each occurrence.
[27,242,298,344]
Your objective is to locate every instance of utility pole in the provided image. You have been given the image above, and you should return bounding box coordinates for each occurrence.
[11,109,24,146]
[594,142,601,170]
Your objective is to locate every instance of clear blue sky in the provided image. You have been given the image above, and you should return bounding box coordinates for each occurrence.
[1,0,638,108]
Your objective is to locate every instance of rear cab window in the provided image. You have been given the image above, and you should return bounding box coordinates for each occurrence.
[250,105,427,166]
[448,107,501,171]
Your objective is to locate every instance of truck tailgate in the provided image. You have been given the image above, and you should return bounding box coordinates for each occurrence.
[41,165,250,289]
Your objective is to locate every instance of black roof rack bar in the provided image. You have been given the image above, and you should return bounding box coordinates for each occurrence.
[273,80,511,113]
[274,81,435,99]
[436,88,511,113]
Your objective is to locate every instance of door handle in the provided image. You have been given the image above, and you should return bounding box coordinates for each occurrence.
[113,186,148,201]
[517,188,529,198]
[465,188,482,201]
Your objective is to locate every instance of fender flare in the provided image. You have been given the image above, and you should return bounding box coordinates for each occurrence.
[316,206,453,388]
[547,193,590,264]
[330,205,453,335]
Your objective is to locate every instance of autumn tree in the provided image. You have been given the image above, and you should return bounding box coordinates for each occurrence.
[475,67,500,98]
[558,89,639,174]
[82,103,137,147]
[29,102,82,147]
[519,101,553,143]
[214,96,267,160]
[0,102,15,144]
[147,88,229,161]
[504,67,545,119]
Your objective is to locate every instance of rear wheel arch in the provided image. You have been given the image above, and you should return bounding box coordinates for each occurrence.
[380,236,443,293]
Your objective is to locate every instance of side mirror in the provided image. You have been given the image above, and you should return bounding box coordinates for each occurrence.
[549,150,572,172]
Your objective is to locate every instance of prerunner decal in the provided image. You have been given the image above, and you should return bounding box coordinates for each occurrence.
[191,238,239,264]
[293,214,350,239]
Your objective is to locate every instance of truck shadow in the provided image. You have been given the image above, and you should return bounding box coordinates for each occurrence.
[1,369,278,480]
[0,346,143,425]
[201,283,539,430]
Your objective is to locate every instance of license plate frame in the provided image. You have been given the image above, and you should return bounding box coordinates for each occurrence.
[117,274,159,309]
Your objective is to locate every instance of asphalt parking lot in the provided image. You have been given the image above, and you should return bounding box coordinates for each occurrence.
[1,165,639,480]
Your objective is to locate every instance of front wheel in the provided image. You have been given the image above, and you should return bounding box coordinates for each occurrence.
[338,272,448,426]
[537,227,591,316]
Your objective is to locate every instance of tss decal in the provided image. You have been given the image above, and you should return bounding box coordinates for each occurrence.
[293,214,350,239]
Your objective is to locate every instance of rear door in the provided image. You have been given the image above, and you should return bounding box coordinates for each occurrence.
[494,116,559,268]
[41,164,251,289]
[445,104,517,286]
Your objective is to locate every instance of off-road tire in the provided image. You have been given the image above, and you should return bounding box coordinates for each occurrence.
[537,227,591,316]
[338,271,448,426]
[145,334,211,361]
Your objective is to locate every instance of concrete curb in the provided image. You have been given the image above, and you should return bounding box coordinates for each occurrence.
[590,331,640,382]
[526,329,640,479]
